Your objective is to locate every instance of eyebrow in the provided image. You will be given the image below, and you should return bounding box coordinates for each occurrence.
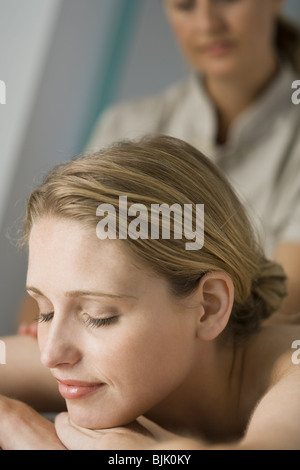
[26,286,137,300]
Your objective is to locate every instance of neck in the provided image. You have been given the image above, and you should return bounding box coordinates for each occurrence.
[145,339,248,441]
[204,54,280,144]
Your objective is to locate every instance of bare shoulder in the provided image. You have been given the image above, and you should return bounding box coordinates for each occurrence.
[236,326,300,448]
[246,325,300,389]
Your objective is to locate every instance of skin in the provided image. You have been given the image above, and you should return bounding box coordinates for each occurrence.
[26,217,238,432]
[164,0,282,77]
[164,0,283,138]
[1,216,300,449]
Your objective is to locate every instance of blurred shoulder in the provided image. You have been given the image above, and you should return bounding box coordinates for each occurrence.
[86,78,192,151]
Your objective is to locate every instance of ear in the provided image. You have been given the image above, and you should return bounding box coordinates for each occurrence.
[195,271,234,341]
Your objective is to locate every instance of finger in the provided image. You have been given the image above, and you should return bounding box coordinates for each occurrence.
[55,412,93,450]
[121,419,153,437]
[17,323,38,337]
[29,323,38,337]
[136,416,175,440]
[17,324,30,335]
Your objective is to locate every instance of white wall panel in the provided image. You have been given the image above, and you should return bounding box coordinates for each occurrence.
[0,0,62,227]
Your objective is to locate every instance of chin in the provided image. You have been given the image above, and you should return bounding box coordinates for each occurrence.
[67,402,138,430]
[195,57,241,79]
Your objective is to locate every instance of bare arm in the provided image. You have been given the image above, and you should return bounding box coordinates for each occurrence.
[0,396,65,450]
[0,335,64,411]
[236,370,300,449]
[0,335,66,449]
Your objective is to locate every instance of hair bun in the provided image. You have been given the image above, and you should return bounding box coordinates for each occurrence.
[251,258,287,319]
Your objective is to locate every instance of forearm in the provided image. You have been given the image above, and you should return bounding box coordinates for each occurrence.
[150,437,294,450]
[0,396,65,450]
[0,335,64,411]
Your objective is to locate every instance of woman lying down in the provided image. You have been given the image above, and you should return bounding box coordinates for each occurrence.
[0,135,299,450]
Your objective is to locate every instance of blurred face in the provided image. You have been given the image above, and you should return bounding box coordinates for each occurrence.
[165,0,283,79]
[27,218,198,429]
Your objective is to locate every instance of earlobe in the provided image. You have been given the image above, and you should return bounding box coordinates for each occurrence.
[196,272,234,341]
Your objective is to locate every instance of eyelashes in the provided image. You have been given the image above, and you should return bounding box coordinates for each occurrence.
[83,315,119,328]
[37,312,118,328]
[37,312,54,324]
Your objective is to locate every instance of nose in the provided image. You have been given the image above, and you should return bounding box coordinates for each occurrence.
[192,0,225,34]
[39,313,81,369]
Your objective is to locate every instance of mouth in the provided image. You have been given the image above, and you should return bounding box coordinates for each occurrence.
[199,40,234,56]
[55,378,106,400]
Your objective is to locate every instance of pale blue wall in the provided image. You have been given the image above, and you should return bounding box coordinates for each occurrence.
[0,0,127,334]
[284,0,300,19]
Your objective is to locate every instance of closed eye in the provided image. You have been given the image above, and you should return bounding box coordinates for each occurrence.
[36,312,119,328]
[83,315,119,328]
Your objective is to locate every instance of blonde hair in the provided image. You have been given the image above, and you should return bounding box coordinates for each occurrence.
[24,135,287,339]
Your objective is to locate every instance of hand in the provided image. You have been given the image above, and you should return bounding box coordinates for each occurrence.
[0,396,65,450]
[17,322,38,337]
[55,413,163,450]
[55,413,199,450]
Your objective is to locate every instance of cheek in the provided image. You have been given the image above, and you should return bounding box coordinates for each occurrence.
[169,17,194,49]
[229,7,275,49]
[37,325,46,351]
[67,318,195,428]
[104,320,194,395]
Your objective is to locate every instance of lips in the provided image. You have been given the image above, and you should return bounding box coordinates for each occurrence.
[56,378,106,400]
[199,41,234,56]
